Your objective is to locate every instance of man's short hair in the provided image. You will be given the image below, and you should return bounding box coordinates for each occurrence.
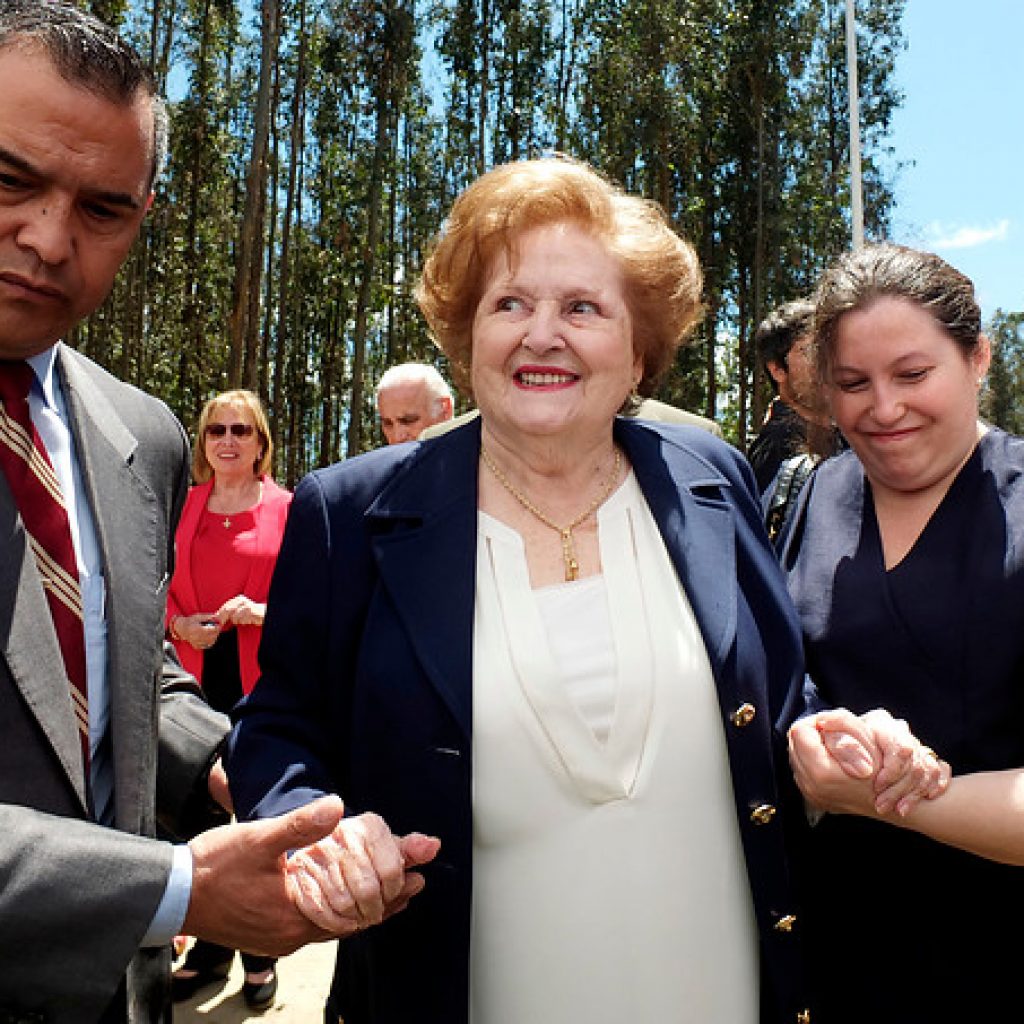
[754,299,815,374]
[0,0,168,185]
[376,363,453,417]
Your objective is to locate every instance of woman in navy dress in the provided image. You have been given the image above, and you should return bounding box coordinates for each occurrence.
[780,243,1024,1024]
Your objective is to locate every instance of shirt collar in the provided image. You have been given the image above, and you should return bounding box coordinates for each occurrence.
[25,346,60,412]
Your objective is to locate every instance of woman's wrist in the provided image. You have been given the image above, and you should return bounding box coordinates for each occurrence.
[168,615,183,641]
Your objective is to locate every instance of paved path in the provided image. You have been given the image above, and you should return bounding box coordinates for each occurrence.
[172,940,335,1022]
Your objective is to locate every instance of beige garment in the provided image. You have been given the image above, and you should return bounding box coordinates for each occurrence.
[469,472,757,1024]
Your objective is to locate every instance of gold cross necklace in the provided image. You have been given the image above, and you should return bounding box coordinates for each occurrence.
[481,446,623,582]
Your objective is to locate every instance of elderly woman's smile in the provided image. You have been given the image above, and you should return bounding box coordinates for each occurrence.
[513,367,580,389]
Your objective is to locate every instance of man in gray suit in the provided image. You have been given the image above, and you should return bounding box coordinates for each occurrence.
[0,5,433,1021]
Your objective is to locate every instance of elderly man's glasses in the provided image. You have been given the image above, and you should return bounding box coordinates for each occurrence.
[205,423,255,438]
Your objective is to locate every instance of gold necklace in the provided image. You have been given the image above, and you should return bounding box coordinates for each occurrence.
[481,446,623,582]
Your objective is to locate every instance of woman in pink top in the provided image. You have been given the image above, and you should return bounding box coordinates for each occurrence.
[166,389,291,1009]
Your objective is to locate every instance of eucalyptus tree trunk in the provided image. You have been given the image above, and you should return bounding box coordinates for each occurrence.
[228,0,278,389]
[180,0,214,402]
[345,91,389,456]
[275,0,306,477]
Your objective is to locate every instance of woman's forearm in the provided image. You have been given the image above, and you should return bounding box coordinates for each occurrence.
[895,770,1024,866]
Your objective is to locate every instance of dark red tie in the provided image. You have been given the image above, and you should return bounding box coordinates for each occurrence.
[0,361,90,772]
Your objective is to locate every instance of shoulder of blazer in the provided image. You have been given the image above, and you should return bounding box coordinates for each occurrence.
[258,476,294,518]
[172,481,213,569]
[615,416,745,496]
[308,416,482,526]
[976,428,1024,495]
[56,345,190,521]
[261,476,293,502]
[181,479,215,517]
[57,343,184,443]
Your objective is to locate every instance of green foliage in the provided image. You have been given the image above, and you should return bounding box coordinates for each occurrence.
[982,311,1024,435]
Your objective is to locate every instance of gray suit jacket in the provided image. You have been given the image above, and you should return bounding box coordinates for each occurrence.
[0,345,229,1023]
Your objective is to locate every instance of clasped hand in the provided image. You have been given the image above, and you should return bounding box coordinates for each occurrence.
[185,795,440,957]
[176,597,267,650]
[286,809,440,933]
[789,708,951,819]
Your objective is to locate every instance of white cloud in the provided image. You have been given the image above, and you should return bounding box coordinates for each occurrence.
[925,219,1011,250]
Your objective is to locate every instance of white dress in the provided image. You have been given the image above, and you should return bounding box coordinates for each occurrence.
[470,472,758,1024]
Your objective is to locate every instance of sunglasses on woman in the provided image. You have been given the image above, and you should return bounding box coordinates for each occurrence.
[205,423,255,438]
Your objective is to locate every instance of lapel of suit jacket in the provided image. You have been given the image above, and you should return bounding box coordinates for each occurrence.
[58,347,165,830]
[0,475,90,811]
[616,419,738,676]
[367,421,481,742]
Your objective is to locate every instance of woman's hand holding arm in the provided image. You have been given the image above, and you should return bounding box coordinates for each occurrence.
[788,711,879,817]
[791,716,1024,864]
[789,707,950,818]
[834,708,949,815]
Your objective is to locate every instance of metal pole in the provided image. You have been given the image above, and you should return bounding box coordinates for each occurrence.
[845,0,864,249]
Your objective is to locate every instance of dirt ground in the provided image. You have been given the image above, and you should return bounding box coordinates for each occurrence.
[172,939,335,1023]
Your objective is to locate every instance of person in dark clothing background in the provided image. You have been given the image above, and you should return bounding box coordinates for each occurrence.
[747,299,835,493]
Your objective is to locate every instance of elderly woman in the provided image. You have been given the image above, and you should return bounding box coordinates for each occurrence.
[227,158,810,1024]
[166,389,292,1008]
[781,244,1024,1024]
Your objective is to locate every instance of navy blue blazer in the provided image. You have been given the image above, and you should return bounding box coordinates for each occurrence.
[228,416,810,1024]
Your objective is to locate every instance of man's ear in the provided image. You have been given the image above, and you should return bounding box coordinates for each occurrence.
[144,191,156,214]
[439,395,454,421]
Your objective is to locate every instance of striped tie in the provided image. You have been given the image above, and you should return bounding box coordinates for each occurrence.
[0,361,89,772]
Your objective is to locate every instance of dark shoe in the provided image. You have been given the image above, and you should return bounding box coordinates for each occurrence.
[243,970,278,1012]
[171,964,230,1003]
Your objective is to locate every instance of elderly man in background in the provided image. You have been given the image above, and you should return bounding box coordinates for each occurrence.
[376,362,454,444]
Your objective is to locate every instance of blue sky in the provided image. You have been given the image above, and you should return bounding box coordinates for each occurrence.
[887,0,1023,319]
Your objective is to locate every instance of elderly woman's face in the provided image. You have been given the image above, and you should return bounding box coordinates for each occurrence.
[827,296,989,501]
[470,222,640,447]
